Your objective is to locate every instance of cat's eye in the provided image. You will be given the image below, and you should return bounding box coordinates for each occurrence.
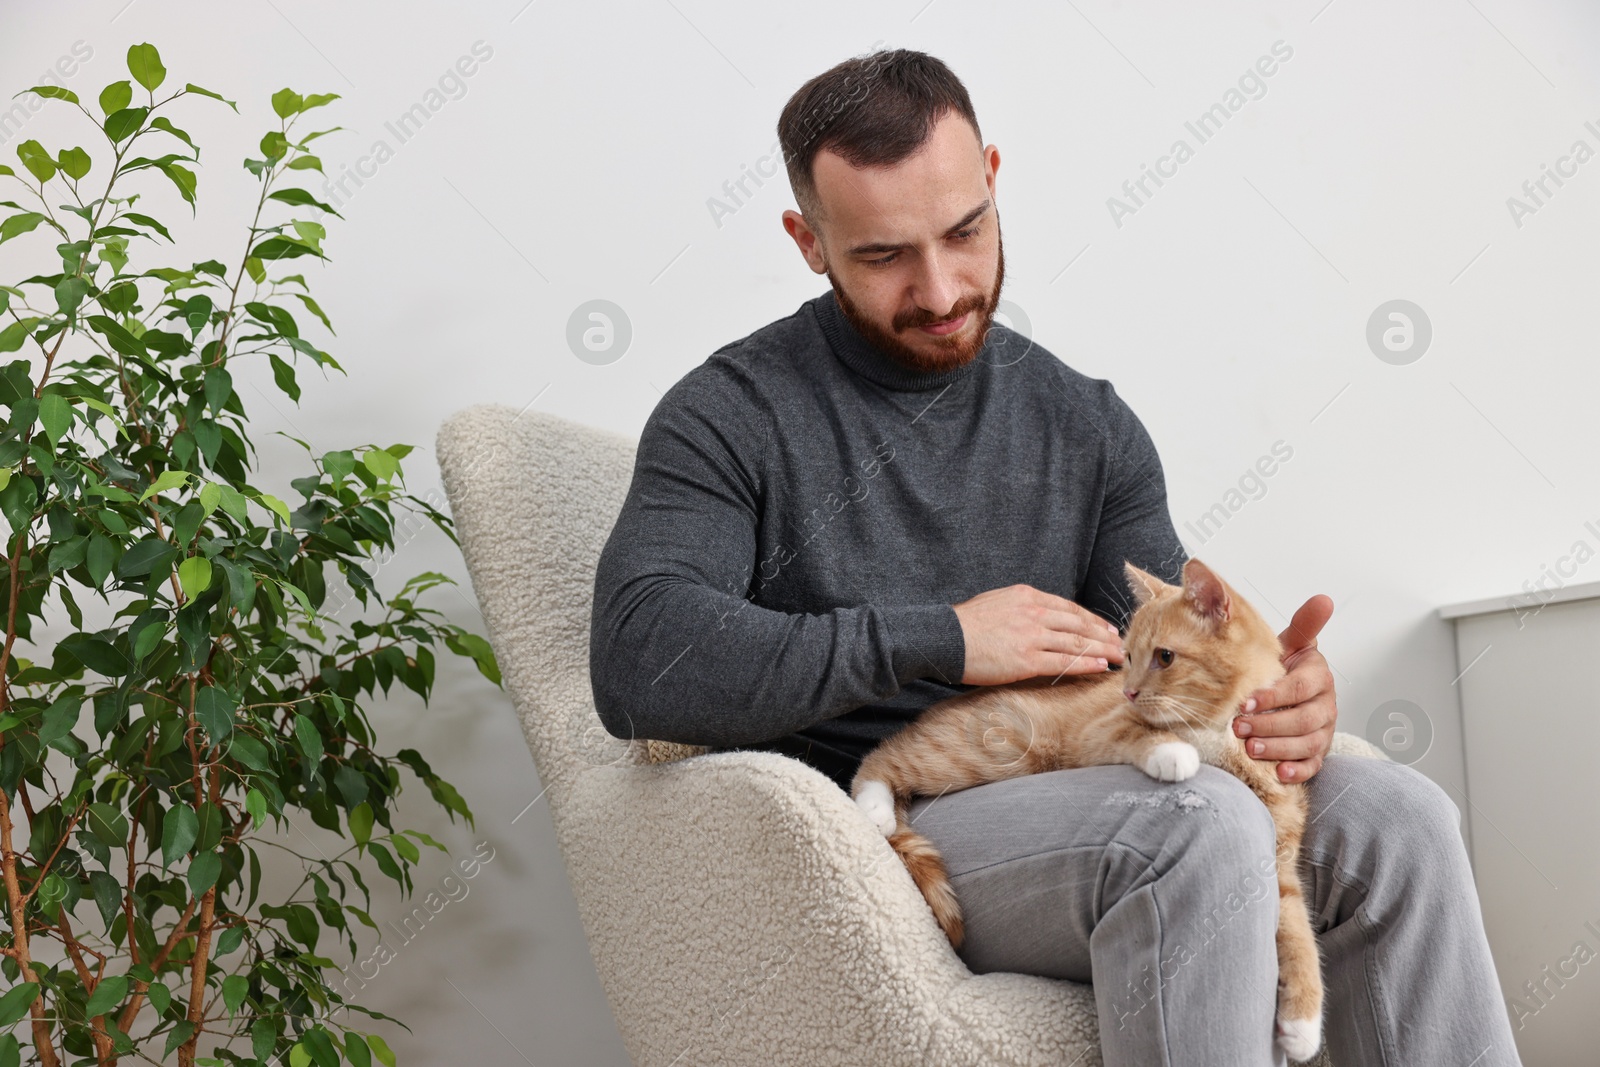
[1151,648,1175,669]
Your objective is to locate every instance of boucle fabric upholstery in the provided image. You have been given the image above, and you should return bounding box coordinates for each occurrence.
[436,402,1385,1067]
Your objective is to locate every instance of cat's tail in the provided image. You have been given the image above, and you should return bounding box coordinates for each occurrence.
[888,825,965,949]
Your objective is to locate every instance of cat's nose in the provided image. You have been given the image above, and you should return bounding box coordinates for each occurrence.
[1124,688,1139,702]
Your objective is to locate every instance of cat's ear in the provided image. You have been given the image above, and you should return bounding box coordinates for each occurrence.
[1124,561,1173,608]
[1181,558,1232,624]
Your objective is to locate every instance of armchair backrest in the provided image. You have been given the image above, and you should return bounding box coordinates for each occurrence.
[437,405,695,816]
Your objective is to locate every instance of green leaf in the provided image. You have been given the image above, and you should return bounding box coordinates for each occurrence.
[391,833,419,864]
[163,805,198,865]
[0,318,35,353]
[15,140,55,183]
[87,533,116,586]
[21,85,78,104]
[58,146,91,180]
[272,88,303,118]
[137,468,190,503]
[38,392,70,444]
[103,107,148,143]
[251,236,318,261]
[157,161,197,207]
[229,733,272,772]
[268,187,342,217]
[164,1021,195,1060]
[245,787,267,829]
[54,275,89,316]
[286,155,322,173]
[87,314,148,356]
[0,982,40,1028]
[222,974,247,1016]
[84,974,128,1018]
[301,92,341,111]
[260,131,289,161]
[121,211,172,241]
[37,692,82,746]
[89,869,121,927]
[204,365,232,414]
[115,538,178,580]
[127,43,167,91]
[367,1034,396,1067]
[346,1031,372,1067]
[0,213,46,246]
[293,712,321,760]
[99,80,132,115]
[348,801,373,846]
[87,802,130,846]
[269,352,299,401]
[448,630,502,685]
[289,292,334,333]
[149,116,195,154]
[194,685,235,743]
[188,850,221,896]
[145,981,171,1017]
[183,83,238,110]
[0,1034,16,1067]
[255,492,290,527]
[178,555,212,599]
[362,449,399,482]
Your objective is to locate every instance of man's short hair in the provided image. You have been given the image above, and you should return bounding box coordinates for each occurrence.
[776,48,982,224]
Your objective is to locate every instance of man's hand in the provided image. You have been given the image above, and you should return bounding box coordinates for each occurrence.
[952,584,1125,685]
[1232,594,1338,783]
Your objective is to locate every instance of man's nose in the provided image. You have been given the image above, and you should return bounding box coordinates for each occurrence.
[1124,688,1139,702]
[910,253,961,317]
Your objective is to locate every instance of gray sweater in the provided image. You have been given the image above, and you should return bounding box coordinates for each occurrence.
[589,289,1189,792]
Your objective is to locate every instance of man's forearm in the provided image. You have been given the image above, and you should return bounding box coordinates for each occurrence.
[589,573,964,747]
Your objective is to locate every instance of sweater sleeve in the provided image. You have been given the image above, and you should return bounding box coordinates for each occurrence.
[1074,383,1189,632]
[588,368,967,747]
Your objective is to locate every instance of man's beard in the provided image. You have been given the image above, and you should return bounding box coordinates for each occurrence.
[827,229,1006,376]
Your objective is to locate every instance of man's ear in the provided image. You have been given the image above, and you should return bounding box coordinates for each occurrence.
[1124,561,1172,608]
[782,209,828,274]
[1181,558,1232,624]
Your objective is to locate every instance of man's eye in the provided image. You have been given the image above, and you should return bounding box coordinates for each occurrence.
[954,227,979,240]
[1152,648,1175,668]
[867,252,899,268]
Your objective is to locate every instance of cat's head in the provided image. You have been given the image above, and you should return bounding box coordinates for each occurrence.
[1117,558,1286,733]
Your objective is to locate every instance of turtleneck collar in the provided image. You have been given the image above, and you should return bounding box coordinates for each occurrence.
[812,288,984,393]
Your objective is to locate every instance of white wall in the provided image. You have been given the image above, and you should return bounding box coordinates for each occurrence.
[3,1,1596,1062]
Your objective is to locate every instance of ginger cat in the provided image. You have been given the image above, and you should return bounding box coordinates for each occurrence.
[851,558,1323,1060]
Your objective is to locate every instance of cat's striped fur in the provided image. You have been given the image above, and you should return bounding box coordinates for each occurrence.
[851,559,1324,1060]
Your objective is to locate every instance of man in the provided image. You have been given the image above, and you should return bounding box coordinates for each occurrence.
[590,48,1520,1066]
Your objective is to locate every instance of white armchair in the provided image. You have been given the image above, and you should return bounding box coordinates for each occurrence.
[436,403,1378,1066]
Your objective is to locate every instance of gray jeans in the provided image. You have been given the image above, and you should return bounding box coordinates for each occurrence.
[906,753,1521,1066]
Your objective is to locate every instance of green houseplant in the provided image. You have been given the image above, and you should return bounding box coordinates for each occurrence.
[0,43,501,1066]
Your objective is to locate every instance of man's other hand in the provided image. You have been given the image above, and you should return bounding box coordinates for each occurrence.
[952,584,1124,686]
[1233,594,1338,783]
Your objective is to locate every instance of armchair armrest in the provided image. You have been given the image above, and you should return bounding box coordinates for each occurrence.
[555,750,970,1066]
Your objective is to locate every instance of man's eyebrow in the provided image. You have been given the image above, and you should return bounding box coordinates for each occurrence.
[845,199,992,257]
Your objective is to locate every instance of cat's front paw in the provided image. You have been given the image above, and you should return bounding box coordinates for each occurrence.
[1141,741,1201,782]
[1276,1015,1321,1061]
[854,779,898,836]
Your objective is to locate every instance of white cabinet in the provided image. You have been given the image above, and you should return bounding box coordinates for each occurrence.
[1441,581,1600,1067]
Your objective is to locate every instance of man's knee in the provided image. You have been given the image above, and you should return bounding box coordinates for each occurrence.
[1318,755,1464,842]
[1153,765,1278,872]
